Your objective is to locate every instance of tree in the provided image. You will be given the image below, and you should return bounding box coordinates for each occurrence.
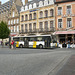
[0,21,10,47]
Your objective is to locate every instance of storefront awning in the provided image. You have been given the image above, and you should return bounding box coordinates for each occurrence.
[54,31,75,35]
[10,33,17,37]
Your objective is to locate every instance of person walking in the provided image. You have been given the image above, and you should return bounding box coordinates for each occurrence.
[13,41,16,49]
[68,40,70,48]
[11,40,14,49]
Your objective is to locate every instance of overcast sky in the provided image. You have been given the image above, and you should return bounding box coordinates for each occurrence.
[0,0,31,5]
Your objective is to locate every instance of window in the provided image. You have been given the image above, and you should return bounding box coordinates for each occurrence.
[11,20,13,25]
[67,6,71,15]
[11,26,13,32]
[33,23,36,31]
[34,13,36,19]
[9,27,10,30]
[21,24,24,32]
[14,26,16,32]
[50,9,54,17]
[58,19,62,28]
[40,11,43,18]
[37,37,43,41]
[17,19,19,23]
[45,10,48,17]
[29,14,32,20]
[19,37,23,41]
[30,37,36,41]
[25,24,27,29]
[29,23,32,31]
[12,11,15,17]
[25,24,28,32]
[21,15,24,21]
[33,3,37,8]
[8,20,10,25]
[17,26,19,32]
[58,7,62,15]
[44,21,48,30]
[25,15,28,21]
[39,22,43,30]
[14,19,16,24]
[67,18,72,28]
[50,21,54,28]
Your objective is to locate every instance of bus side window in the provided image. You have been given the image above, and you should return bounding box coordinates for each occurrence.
[37,37,43,41]
[19,37,24,41]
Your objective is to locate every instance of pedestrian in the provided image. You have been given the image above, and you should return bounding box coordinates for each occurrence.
[13,41,16,49]
[9,41,11,49]
[68,40,70,48]
[11,40,14,49]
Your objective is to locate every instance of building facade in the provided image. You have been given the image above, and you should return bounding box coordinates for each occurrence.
[55,0,75,44]
[8,1,23,36]
[20,0,55,36]
[0,0,22,23]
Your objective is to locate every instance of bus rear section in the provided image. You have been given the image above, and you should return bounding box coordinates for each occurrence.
[28,35,57,49]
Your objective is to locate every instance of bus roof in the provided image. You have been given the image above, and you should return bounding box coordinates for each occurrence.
[14,35,52,37]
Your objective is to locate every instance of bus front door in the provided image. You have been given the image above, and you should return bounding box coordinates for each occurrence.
[24,38,29,48]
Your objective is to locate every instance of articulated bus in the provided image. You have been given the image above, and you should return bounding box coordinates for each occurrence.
[12,35,57,49]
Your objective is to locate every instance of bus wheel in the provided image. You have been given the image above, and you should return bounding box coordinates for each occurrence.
[19,44,23,48]
[39,45,43,49]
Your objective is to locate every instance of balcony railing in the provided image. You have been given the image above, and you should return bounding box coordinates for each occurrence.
[19,30,24,34]
[19,27,55,34]
[25,29,28,33]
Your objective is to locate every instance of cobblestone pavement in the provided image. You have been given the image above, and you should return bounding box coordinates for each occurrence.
[0,46,75,75]
[56,54,75,75]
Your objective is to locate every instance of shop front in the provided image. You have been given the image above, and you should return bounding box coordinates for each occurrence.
[54,31,75,44]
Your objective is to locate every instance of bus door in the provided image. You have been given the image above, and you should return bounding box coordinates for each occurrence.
[45,36,51,48]
[24,38,29,48]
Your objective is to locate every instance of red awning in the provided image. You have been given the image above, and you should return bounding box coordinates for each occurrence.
[54,31,75,35]
[10,33,17,37]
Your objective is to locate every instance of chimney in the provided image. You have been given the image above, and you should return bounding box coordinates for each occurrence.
[25,0,28,5]
[0,1,1,5]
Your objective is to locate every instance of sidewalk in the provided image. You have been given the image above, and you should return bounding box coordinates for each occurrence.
[56,55,75,75]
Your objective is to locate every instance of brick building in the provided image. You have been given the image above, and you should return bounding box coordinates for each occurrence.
[54,0,75,44]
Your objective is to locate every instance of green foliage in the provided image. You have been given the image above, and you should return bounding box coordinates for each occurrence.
[0,21,10,39]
